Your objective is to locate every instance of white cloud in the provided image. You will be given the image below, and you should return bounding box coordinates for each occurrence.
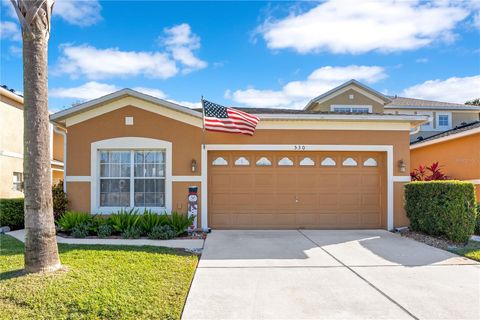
[402,75,480,103]
[166,99,202,109]
[54,24,206,80]
[50,81,200,108]
[2,0,102,26]
[0,21,21,41]
[226,65,387,109]
[54,0,102,26]
[50,82,119,100]
[50,81,168,101]
[132,87,166,99]
[161,23,207,73]
[55,44,178,80]
[259,0,470,54]
[9,45,22,57]
[415,58,429,63]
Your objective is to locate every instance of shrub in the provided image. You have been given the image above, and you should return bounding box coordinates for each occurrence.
[97,224,113,238]
[108,208,141,233]
[405,181,476,243]
[56,211,93,233]
[140,210,168,233]
[0,198,24,230]
[121,226,142,239]
[410,162,448,181]
[52,181,68,220]
[71,223,89,238]
[167,212,195,236]
[147,225,176,240]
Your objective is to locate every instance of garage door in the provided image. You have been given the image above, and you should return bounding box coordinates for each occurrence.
[208,151,386,229]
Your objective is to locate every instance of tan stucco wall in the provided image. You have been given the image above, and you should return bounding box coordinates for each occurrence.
[411,133,480,201]
[394,182,408,227]
[309,89,385,113]
[0,97,24,155]
[64,104,411,228]
[53,131,64,162]
[0,156,24,198]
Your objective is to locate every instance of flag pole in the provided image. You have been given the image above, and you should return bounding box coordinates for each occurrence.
[201,95,205,149]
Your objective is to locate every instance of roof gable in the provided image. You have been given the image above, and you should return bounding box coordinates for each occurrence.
[50,89,202,126]
[304,80,392,110]
[50,89,203,127]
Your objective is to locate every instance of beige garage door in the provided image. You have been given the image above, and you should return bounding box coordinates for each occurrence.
[208,151,387,229]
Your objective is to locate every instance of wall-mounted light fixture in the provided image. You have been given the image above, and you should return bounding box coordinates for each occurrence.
[191,159,197,173]
[398,159,407,173]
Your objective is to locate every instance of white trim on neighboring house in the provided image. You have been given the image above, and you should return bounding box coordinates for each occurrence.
[90,137,173,214]
[435,112,452,131]
[0,150,23,159]
[410,127,480,149]
[200,144,396,231]
[330,105,373,113]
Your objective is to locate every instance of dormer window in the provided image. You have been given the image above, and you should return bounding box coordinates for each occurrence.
[330,105,372,113]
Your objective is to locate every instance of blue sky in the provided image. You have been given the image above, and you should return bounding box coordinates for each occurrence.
[1,0,479,111]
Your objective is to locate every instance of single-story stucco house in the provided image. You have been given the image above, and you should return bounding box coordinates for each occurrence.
[50,80,429,231]
[410,121,480,201]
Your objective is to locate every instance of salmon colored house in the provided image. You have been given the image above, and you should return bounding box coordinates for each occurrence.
[410,121,480,201]
[50,82,428,231]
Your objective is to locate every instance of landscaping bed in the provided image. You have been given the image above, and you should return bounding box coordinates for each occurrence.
[0,234,198,319]
[399,230,480,262]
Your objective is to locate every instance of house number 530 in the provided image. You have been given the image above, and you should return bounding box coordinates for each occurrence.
[294,145,306,150]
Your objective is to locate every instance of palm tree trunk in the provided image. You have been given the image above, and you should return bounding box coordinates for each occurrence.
[12,0,61,273]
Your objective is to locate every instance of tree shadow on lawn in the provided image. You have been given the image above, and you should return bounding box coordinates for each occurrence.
[0,234,198,281]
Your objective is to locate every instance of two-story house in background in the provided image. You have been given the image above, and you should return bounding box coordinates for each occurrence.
[305,80,480,142]
[0,85,65,198]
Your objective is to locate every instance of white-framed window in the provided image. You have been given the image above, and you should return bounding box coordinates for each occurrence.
[99,150,165,208]
[12,172,23,192]
[436,112,452,130]
[91,137,172,214]
[330,105,372,113]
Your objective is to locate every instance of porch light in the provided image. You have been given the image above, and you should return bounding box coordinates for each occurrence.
[398,159,407,173]
[191,159,197,172]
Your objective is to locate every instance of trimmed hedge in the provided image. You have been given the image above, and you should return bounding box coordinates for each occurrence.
[0,198,24,230]
[405,181,477,243]
[476,204,480,236]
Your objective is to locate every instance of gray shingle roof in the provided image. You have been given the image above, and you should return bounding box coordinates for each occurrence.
[411,121,480,145]
[386,96,479,110]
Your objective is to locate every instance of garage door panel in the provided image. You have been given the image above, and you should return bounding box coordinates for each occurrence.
[208,151,386,229]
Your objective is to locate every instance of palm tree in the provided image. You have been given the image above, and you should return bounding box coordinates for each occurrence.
[10,0,61,273]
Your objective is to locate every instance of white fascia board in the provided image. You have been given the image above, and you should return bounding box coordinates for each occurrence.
[50,89,202,122]
[0,87,23,104]
[410,127,480,149]
[256,113,428,122]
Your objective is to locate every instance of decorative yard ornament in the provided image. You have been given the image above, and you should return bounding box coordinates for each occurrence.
[188,186,198,231]
[11,0,61,273]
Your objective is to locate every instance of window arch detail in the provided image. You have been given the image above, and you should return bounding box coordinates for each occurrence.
[342,157,358,166]
[278,157,293,166]
[235,157,250,166]
[256,157,272,166]
[363,158,377,167]
[300,157,315,166]
[321,157,336,166]
[212,157,228,166]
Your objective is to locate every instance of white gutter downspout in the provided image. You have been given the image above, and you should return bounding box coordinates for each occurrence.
[410,125,421,135]
[53,126,67,192]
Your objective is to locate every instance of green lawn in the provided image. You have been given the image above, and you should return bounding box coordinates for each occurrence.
[0,234,198,320]
[450,241,480,262]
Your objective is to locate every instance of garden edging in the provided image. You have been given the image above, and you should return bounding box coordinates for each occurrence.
[6,229,204,250]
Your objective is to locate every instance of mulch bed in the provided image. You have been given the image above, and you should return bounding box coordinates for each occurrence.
[399,229,466,250]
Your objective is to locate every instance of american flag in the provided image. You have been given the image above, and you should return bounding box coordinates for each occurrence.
[203,99,260,136]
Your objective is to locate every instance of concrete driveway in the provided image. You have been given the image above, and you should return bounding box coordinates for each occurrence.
[182,230,479,320]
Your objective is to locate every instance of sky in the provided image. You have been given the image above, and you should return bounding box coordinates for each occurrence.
[1,0,479,112]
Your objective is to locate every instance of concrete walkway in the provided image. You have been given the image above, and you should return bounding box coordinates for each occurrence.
[182,230,479,320]
[6,229,204,250]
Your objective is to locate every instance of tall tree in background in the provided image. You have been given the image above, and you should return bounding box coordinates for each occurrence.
[11,0,61,273]
[465,98,480,106]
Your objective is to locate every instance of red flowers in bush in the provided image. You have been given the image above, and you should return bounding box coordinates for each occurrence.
[410,162,448,181]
